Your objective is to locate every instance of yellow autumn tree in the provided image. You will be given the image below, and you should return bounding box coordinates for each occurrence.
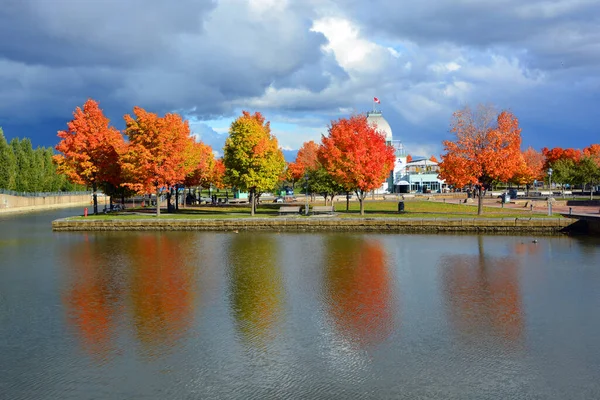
[223,111,285,216]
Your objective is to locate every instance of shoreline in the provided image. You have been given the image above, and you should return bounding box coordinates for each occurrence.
[1,201,91,215]
[52,216,578,234]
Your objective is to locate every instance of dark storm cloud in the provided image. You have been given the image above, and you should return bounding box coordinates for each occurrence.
[0,0,598,152]
[0,0,331,145]
[0,0,216,67]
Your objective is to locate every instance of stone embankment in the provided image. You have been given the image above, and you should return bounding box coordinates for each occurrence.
[0,193,98,214]
[52,217,575,234]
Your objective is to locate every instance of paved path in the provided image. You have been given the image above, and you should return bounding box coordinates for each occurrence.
[433,197,600,216]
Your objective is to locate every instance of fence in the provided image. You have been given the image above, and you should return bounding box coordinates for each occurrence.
[0,188,92,197]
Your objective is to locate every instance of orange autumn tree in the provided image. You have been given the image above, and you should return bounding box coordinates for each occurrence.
[211,158,226,190]
[439,105,522,215]
[583,144,600,166]
[288,140,320,183]
[406,154,413,163]
[54,99,124,215]
[184,141,216,190]
[319,114,395,215]
[512,147,544,192]
[121,107,196,216]
[429,155,439,163]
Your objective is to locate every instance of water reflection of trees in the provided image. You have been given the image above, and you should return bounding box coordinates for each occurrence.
[63,233,200,360]
[62,234,122,361]
[323,236,394,347]
[129,233,197,358]
[227,234,283,347]
[442,236,523,346]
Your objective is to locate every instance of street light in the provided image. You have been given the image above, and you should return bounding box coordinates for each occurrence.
[305,173,309,216]
[548,168,553,216]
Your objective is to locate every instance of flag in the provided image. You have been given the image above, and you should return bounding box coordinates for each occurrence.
[373,97,380,104]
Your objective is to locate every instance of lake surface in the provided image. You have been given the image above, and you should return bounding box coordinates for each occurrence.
[1,208,600,399]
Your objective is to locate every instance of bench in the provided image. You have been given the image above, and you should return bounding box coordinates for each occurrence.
[311,205,335,215]
[278,206,301,216]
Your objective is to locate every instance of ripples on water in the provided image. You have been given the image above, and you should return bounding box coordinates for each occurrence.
[1,209,600,399]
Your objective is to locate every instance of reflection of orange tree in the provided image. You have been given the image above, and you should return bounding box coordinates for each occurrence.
[442,237,523,344]
[324,236,394,347]
[129,233,197,357]
[228,234,283,346]
[63,234,120,360]
[513,241,541,256]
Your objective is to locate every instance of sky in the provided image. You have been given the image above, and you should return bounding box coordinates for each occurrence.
[1,0,598,161]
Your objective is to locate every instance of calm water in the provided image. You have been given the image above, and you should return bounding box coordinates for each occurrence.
[1,209,600,399]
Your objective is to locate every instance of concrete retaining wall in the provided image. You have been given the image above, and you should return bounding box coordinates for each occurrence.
[52,217,576,233]
[0,193,101,214]
[589,219,600,234]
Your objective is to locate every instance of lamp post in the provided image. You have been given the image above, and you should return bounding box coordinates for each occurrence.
[548,168,553,216]
[305,173,309,216]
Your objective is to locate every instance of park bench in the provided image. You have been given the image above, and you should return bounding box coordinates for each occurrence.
[278,206,301,216]
[311,205,335,215]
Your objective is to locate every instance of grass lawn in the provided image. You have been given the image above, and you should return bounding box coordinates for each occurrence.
[69,200,562,220]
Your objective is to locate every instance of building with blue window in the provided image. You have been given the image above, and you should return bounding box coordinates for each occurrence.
[367,110,446,194]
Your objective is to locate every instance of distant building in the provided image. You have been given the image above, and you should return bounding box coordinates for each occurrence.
[366,110,446,194]
[398,158,446,193]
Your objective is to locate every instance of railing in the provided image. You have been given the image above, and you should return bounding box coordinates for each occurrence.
[0,188,92,198]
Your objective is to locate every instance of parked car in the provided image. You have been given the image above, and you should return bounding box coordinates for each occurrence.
[273,197,284,203]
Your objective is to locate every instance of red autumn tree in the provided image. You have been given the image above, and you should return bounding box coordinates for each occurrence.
[288,140,320,182]
[583,144,600,167]
[439,105,522,215]
[406,154,413,163]
[318,114,395,215]
[54,99,124,215]
[120,107,196,216]
[429,155,439,163]
[542,147,582,170]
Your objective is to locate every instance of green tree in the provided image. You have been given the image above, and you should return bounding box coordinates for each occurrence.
[10,138,30,192]
[223,111,286,216]
[307,166,345,206]
[551,158,576,193]
[575,157,600,200]
[41,148,60,191]
[0,128,17,190]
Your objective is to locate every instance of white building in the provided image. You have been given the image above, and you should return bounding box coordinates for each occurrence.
[367,110,446,194]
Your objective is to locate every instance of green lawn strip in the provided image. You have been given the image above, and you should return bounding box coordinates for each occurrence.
[65,200,562,220]
[332,200,561,218]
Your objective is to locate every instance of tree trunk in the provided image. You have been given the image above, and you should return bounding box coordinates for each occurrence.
[166,189,172,213]
[359,191,366,215]
[477,186,483,215]
[250,188,255,216]
[590,183,594,200]
[155,188,161,217]
[92,182,98,215]
[346,192,350,211]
